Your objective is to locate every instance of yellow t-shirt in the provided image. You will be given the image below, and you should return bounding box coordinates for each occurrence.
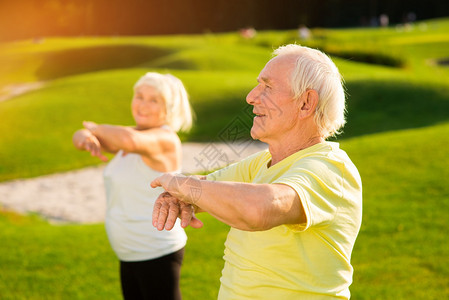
[207,142,362,300]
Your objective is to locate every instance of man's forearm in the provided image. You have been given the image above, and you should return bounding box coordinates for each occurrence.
[166,175,275,231]
[151,171,304,231]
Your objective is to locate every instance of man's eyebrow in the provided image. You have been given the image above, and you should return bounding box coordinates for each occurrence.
[258,76,273,85]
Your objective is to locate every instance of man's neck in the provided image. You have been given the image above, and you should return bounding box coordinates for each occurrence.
[267,135,325,167]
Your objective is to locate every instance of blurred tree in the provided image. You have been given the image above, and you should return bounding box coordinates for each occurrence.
[0,0,448,42]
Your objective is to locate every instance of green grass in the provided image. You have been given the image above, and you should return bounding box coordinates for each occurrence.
[345,123,449,299]
[0,210,120,299]
[1,17,449,299]
[0,210,228,300]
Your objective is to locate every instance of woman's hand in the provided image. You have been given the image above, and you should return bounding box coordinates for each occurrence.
[76,121,108,161]
[73,127,108,162]
[82,134,109,162]
[83,121,98,132]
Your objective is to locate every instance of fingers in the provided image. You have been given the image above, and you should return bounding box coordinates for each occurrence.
[150,173,173,189]
[153,193,170,230]
[153,193,181,231]
[152,193,203,231]
[190,216,204,229]
[83,135,107,161]
[152,197,163,228]
[98,154,109,162]
[182,203,204,228]
[83,121,97,131]
[179,202,194,228]
[166,198,181,230]
[150,178,161,188]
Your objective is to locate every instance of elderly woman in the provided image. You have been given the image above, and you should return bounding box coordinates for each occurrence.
[73,72,197,300]
[152,45,362,299]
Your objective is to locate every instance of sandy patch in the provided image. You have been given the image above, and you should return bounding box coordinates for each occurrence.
[0,82,46,102]
[0,141,267,224]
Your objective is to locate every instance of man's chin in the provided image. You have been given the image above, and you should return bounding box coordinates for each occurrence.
[250,128,261,141]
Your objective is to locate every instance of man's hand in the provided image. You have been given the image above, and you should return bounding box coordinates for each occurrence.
[151,173,203,204]
[150,173,175,193]
[152,192,203,231]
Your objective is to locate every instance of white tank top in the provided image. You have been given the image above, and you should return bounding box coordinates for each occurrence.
[103,150,187,261]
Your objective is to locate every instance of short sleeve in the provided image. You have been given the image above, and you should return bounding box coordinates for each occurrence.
[274,157,343,231]
[206,150,269,183]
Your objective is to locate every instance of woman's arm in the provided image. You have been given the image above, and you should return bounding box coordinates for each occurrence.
[151,173,306,231]
[83,121,174,157]
[83,121,180,171]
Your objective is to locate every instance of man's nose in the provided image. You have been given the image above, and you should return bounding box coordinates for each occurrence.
[246,85,260,105]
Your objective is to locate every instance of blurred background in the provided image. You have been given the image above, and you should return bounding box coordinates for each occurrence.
[1,0,449,41]
[1,1,449,299]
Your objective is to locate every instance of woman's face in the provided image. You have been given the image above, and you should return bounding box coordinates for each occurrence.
[131,85,167,130]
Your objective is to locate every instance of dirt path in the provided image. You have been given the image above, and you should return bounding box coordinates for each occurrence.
[0,82,46,102]
[0,142,267,223]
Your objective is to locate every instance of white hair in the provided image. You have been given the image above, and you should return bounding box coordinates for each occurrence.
[273,44,346,139]
[134,72,193,132]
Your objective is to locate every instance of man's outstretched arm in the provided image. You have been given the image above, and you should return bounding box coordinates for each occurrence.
[151,173,305,231]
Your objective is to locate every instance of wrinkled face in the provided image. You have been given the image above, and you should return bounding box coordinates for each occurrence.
[132,85,167,130]
[246,55,299,143]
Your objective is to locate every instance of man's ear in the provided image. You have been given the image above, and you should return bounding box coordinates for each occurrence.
[299,89,319,119]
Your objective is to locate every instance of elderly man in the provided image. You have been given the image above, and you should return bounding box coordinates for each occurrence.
[151,44,362,299]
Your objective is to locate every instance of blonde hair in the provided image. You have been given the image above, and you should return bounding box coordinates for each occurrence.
[273,44,346,139]
[134,72,193,132]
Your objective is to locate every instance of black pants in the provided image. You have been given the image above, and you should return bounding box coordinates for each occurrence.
[120,248,184,300]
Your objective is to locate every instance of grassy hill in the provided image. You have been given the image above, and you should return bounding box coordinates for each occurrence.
[0,17,448,299]
[1,18,449,181]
